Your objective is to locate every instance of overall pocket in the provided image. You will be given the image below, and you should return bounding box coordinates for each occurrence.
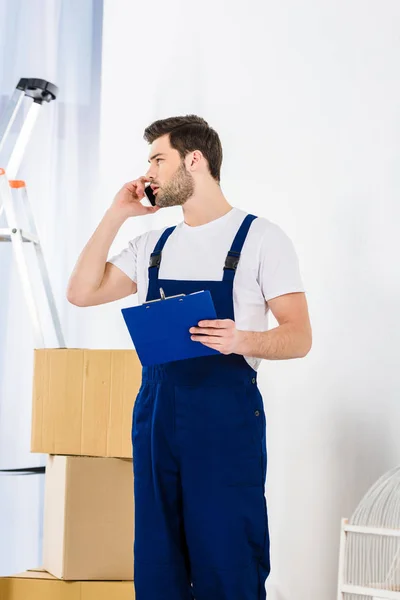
[131,383,144,446]
[242,382,266,451]
[216,382,267,487]
[131,382,155,479]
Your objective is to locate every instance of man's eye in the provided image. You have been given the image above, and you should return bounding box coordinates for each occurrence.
[156,158,163,164]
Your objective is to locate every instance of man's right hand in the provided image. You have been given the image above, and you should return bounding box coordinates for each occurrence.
[110,177,160,219]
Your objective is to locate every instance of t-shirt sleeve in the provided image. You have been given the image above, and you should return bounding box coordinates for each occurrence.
[258,224,306,302]
[107,235,141,283]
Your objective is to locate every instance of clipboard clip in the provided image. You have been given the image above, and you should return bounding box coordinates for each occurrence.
[144,287,186,305]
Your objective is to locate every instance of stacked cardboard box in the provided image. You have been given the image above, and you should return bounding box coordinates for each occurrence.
[31,348,139,458]
[0,349,142,599]
[0,569,134,600]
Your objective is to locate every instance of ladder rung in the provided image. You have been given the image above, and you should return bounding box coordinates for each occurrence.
[0,228,39,244]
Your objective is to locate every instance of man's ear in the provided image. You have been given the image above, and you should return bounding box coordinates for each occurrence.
[186,150,202,171]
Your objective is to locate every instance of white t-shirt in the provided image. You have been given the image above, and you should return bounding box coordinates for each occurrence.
[108,207,305,370]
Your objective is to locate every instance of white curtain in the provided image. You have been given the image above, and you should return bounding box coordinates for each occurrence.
[0,0,103,576]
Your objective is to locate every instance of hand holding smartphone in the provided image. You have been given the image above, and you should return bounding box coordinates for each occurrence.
[110,177,160,219]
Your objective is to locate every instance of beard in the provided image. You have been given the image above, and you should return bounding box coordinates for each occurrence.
[155,163,195,208]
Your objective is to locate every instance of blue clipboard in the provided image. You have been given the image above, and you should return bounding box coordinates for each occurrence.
[121,288,219,366]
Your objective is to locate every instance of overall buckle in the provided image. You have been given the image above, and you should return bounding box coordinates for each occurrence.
[149,252,161,268]
[224,251,240,270]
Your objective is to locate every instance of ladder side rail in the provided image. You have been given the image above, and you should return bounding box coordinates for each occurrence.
[0,173,45,347]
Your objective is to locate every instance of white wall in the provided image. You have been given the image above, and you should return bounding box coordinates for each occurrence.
[100,1,400,598]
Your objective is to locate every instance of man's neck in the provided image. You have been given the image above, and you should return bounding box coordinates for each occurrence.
[181,184,233,227]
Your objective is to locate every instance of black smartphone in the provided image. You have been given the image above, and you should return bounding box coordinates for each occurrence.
[144,184,156,206]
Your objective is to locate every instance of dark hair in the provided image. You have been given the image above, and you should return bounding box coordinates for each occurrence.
[144,115,223,182]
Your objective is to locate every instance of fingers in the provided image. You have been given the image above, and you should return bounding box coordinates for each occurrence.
[191,327,224,336]
[137,176,151,197]
[134,181,145,198]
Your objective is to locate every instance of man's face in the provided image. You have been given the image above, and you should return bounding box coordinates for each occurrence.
[145,135,194,207]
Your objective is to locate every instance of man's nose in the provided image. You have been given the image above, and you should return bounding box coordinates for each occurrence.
[145,166,155,180]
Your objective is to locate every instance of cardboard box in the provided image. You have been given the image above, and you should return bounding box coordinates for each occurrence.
[31,349,142,458]
[0,569,135,599]
[43,456,134,581]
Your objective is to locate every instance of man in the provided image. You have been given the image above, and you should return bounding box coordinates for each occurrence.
[67,115,312,599]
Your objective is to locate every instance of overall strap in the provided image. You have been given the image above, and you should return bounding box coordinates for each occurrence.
[222,214,258,282]
[148,226,176,285]
[148,214,258,284]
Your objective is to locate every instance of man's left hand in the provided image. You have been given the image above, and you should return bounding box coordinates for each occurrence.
[189,319,243,355]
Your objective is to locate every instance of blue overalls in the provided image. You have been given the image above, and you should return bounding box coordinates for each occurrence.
[132,214,271,599]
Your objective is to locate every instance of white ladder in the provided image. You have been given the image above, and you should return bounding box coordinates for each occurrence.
[0,78,65,348]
